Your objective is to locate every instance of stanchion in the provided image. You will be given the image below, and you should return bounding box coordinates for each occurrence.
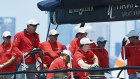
[23,52,27,79]
[68,49,73,79]
[122,46,127,79]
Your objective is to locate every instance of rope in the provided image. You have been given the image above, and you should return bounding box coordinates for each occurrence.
[117,69,123,78]
[55,25,59,30]
[46,21,51,41]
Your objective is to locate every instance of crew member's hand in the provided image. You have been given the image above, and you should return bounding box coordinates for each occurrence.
[43,64,48,69]
[21,63,29,70]
[24,52,28,56]
[90,63,99,68]
[33,48,37,50]
[0,64,4,69]
[122,37,127,46]
[24,52,30,58]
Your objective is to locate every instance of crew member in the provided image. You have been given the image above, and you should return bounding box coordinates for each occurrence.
[73,37,99,79]
[93,37,109,68]
[47,50,71,79]
[38,29,63,69]
[12,19,40,79]
[121,30,140,79]
[0,31,16,79]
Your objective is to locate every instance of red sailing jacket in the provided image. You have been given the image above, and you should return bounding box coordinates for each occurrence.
[73,49,95,79]
[69,38,80,58]
[93,48,109,68]
[12,29,40,64]
[47,57,70,79]
[121,40,140,74]
[0,42,17,72]
[39,41,63,68]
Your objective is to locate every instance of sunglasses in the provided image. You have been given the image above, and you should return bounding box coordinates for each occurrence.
[85,44,91,45]
[30,24,37,27]
[5,36,11,38]
[100,41,106,44]
[51,35,59,37]
[128,36,137,39]
[80,33,85,35]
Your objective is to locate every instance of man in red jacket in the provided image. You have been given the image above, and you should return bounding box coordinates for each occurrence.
[121,30,140,79]
[93,37,109,68]
[0,31,16,79]
[73,37,99,79]
[12,19,40,79]
[69,27,87,58]
[47,50,71,79]
[38,29,63,70]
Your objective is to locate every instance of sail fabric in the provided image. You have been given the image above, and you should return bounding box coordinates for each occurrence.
[37,0,60,12]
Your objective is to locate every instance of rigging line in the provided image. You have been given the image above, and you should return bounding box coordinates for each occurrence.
[55,25,59,30]
[46,21,51,41]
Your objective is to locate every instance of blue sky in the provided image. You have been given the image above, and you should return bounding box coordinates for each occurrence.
[0,0,48,42]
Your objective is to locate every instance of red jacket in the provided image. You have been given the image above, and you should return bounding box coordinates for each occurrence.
[93,48,109,68]
[0,42,17,72]
[12,29,40,64]
[73,49,95,79]
[121,40,140,74]
[47,57,70,79]
[39,41,63,68]
[69,38,80,57]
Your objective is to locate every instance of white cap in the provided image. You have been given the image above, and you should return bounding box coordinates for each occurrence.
[78,27,86,33]
[97,37,107,42]
[126,30,139,38]
[49,29,59,35]
[3,31,11,37]
[27,19,40,25]
[61,50,70,56]
[80,37,93,44]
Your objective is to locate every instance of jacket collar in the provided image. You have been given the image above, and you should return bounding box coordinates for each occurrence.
[2,41,12,47]
[24,29,38,35]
